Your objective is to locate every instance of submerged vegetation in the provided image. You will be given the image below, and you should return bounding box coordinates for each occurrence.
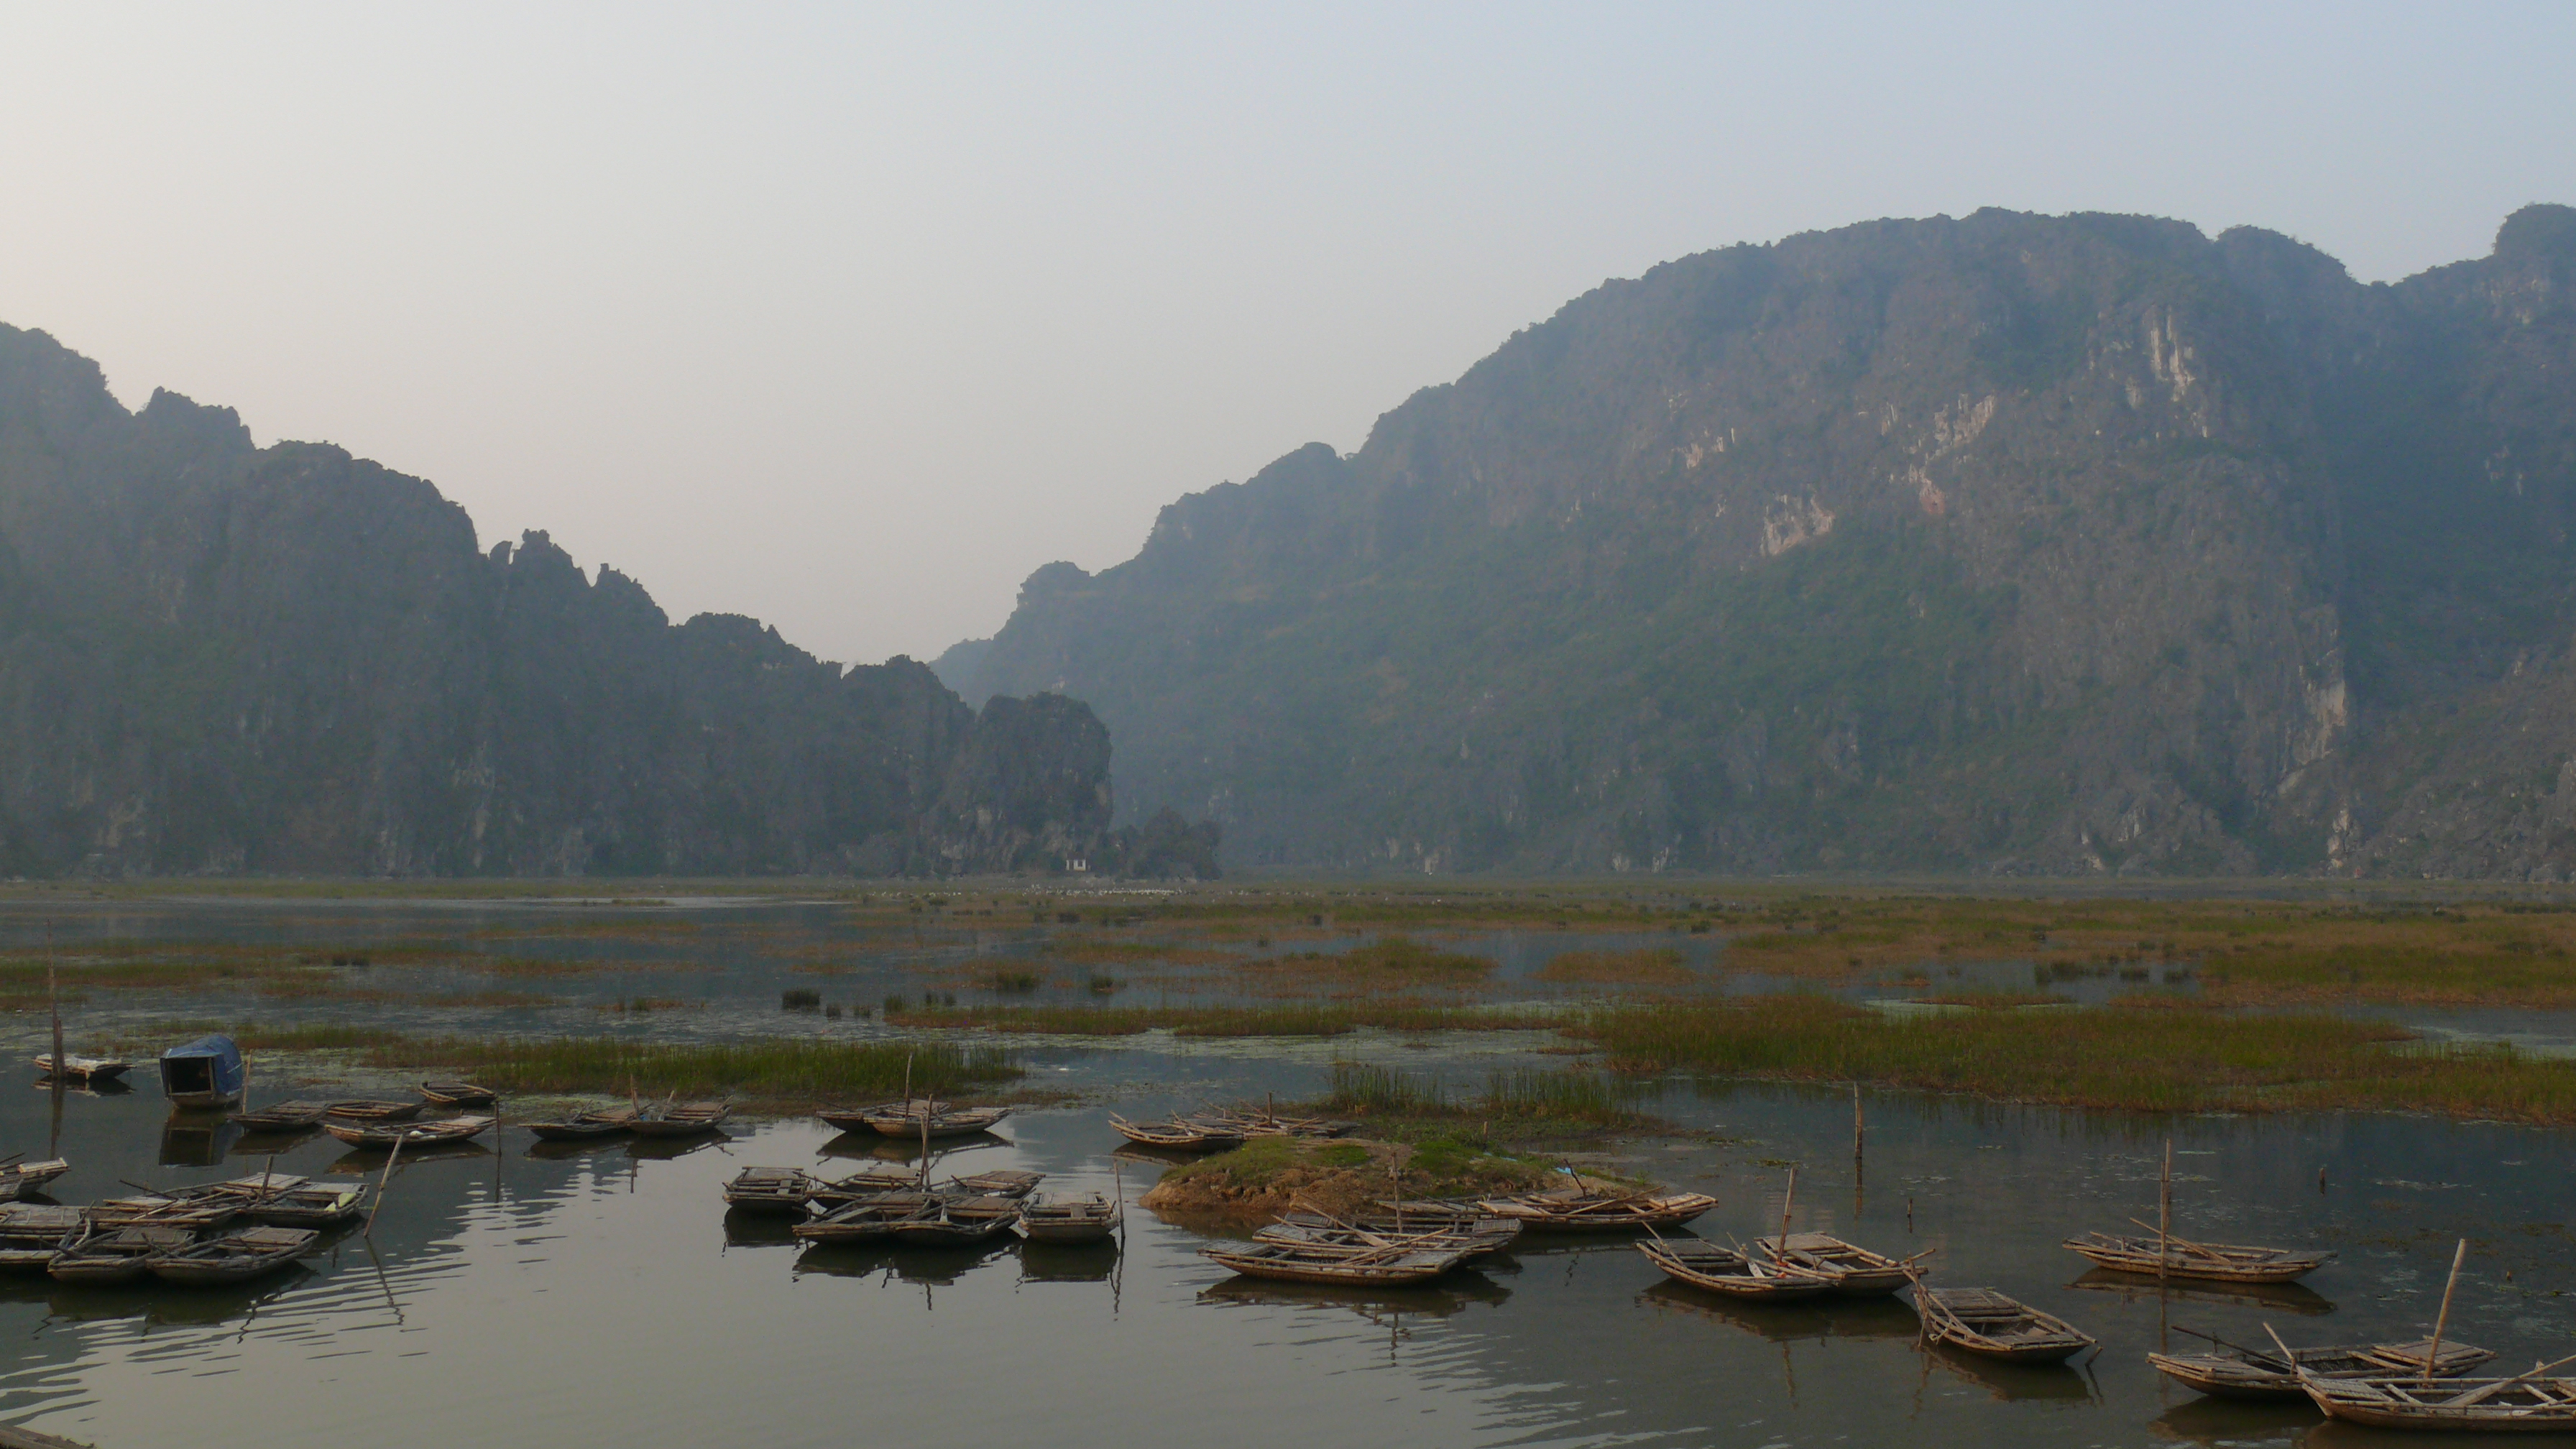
[136,1024,1020,1106]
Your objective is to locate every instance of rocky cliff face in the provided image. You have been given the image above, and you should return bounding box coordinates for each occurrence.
[0,324,1122,878]
[948,205,2576,877]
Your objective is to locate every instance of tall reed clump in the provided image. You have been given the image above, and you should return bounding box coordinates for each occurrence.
[1484,1067,1644,1125]
[1579,994,2576,1121]
[1323,1062,1447,1114]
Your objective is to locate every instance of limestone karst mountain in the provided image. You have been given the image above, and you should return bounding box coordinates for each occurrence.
[0,323,1152,878]
[944,205,2576,877]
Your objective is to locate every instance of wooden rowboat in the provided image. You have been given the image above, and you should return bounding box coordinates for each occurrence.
[322,1114,494,1150]
[1108,1113,1246,1152]
[1201,1107,1361,1140]
[1262,1215,1519,1261]
[859,1103,1007,1138]
[947,1169,1044,1199]
[50,1223,196,1284]
[806,1167,922,1210]
[1018,1193,1119,1244]
[1202,1238,1475,1287]
[1754,1232,1925,1297]
[84,1194,241,1231]
[34,1054,131,1083]
[246,1179,370,1228]
[325,1098,426,1124]
[1639,1236,1835,1302]
[628,1101,730,1138]
[887,1195,1023,1247]
[2062,1230,2331,1284]
[816,1098,942,1133]
[2299,1366,2576,1430]
[0,1159,71,1201]
[0,1205,85,1270]
[525,1105,640,1141]
[2150,1336,2493,1400]
[1479,1187,1718,1232]
[722,1167,819,1215]
[147,1225,316,1286]
[793,1192,941,1244]
[1913,1286,2096,1363]
[231,1100,334,1131]
[418,1080,499,1108]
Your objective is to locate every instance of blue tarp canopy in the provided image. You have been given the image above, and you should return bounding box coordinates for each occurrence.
[159,1032,244,1099]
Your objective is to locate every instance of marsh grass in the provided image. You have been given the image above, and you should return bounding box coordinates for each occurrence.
[885,1001,1556,1037]
[160,1024,1018,1103]
[1581,993,2576,1121]
[1534,947,1695,986]
[1322,1061,1647,1128]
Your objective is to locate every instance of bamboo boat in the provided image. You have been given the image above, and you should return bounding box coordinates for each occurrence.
[50,1223,196,1284]
[722,1167,819,1215]
[325,1098,426,1124]
[231,1099,334,1131]
[190,1172,310,1205]
[1913,1286,2097,1363]
[1478,1187,1718,1232]
[1754,1232,1925,1297]
[0,1205,84,1270]
[628,1101,730,1138]
[2149,1336,2493,1400]
[321,1114,494,1150]
[246,1179,370,1228]
[857,1103,1007,1138]
[1202,1107,1361,1140]
[816,1098,941,1133]
[1108,1113,1246,1152]
[793,1192,941,1243]
[33,1054,130,1083]
[1018,1193,1118,1244]
[2299,1365,2576,1430]
[947,1169,1044,1199]
[2062,1229,2332,1284]
[84,1194,241,1231]
[525,1104,640,1141]
[886,1194,1023,1247]
[147,1225,316,1286]
[418,1080,500,1108]
[1639,1236,1836,1302]
[806,1166,922,1210]
[1201,1236,1476,1287]
[0,1159,71,1201]
[1261,1214,1519,1261]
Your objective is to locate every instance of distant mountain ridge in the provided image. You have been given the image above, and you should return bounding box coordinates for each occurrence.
[945,204,2576,878]
[0,323,1149,878]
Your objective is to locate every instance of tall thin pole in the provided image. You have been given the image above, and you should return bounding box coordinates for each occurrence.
[45,924,64,1087]
[364,1132,406,1237]
[2425,1238,2467,1387]
[2158,1138,2173,1287]
[1780,1167,1796,1246]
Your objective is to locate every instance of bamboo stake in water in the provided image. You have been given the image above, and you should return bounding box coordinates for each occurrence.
[1852,1084,1864,1162]
[45,924,64,1090]
[1780,1167,1796,1246]
[2159,1138,2173,1287]
[364,1131,405,1237]
[2424,1238,2467,1387]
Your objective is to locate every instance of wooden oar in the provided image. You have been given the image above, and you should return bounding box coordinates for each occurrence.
[2125,1218,2245,1261]
[2442,1351,2576,1409]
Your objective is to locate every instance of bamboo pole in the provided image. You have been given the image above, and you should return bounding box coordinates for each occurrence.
[2424,1238,2467,1388]
[45,924,64,1090]
[1779,1167,1796,1246]
[364,1131,405,1237]
[2158,1138,2173,1287]
[1852,1084,1864,1162]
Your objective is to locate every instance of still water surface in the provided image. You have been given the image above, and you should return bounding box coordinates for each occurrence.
[0,898,2571,1445]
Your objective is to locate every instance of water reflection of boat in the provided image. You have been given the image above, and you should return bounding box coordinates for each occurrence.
[326,1141,491,1175]
[1019,1239,1119,1282]
[1639,1279,1920,1343]
[623,1132,727,1162]
[1197,1268,1509,1319]
[723,1210,803,1248]
[792,1238,1016,1286]
[1923,1340,2098,1402]
[817,1131,1009,1164]
[160,1113,242,1166]
[2066,1266,2335,1316]
[2148,1394,2328,1445]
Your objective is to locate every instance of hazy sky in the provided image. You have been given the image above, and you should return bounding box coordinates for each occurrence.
[3,4,2569,666]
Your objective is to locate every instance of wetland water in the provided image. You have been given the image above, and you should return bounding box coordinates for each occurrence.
[2,898,2573,1446]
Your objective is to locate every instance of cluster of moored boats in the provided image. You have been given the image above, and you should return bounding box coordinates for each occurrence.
[0,1168,370,1287]
[725,1097,1116,1247]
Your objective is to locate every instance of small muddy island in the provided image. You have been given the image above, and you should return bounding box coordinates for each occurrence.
[1,880,2573,1448]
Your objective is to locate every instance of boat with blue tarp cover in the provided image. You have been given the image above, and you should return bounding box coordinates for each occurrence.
[159,1034,246,1109]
